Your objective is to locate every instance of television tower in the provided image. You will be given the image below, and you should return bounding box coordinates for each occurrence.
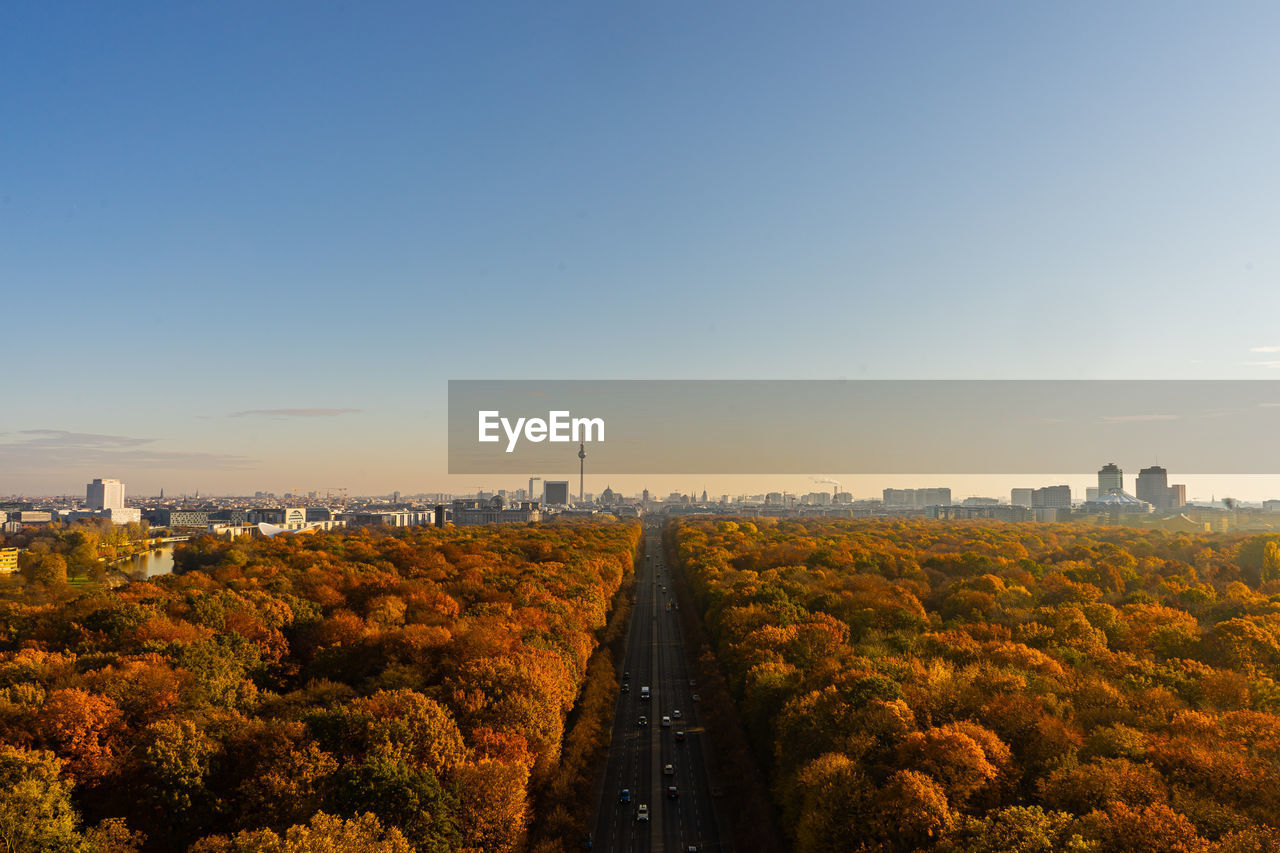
[578,442,586,503]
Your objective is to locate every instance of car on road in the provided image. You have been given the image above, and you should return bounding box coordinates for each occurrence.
[673,709,682,719]
[621,682,630,693]
[667,785,679,799]
[691,693,700,702]
[661,715,671,727]
[640,686,650,700]
[664,763,674,775]
[638,716,647,727]
[636,804,649,822]
[619,788,631,804]
[675,730,685,742]
[623,671,630,680]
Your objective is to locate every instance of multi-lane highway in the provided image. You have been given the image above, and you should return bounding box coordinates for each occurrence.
[591,521,727,852]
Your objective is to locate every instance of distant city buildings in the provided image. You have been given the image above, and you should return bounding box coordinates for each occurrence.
[64,477,142,525]
[344,508,433,528]
[883,488,951,508]
[1135,465,1187,510]
[1032,485,1071,509]
[928,504,1032,522]
[450,499,541,525]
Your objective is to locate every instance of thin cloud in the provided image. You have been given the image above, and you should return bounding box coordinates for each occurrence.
[0,431,255,470]
[229,408,361,418]
[18,429,154,447]
[1250,345,1280,353]
[1245,361,1280,368]
[1099,414,1180,423]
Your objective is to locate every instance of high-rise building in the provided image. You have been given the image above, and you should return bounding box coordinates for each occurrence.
[1011,488,1034,507]
[1136,466,1168,507]
[883,488,952,508]
[1086,487,1100,502]
[543,481,570,505]
[1032,485,1071,508]
[1098,463,1123,495]
[87,478,125,510]
[882,488,913,507]
[919,488,951,507]
[1135,465,1187,510]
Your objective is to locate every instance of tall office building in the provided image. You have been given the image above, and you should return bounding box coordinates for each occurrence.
[1136,466,1187,510]
[1011,488,1034,508]
[1098,463,1123,495]
[87,478,125,510]
[543,481,570,506]
[1135,466,1168,507]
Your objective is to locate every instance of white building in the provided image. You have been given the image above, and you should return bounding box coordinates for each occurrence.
[87,478,125,510]
[62,507,142,526]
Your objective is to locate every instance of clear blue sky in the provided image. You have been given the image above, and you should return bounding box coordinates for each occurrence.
[4,1,1280,497]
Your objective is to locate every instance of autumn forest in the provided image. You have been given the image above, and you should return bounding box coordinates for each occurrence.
[0,521,639,852]
[672,518,1280,853]
[6,516,1280,852]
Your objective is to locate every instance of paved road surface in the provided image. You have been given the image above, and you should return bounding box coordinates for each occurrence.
[591,521,727,852]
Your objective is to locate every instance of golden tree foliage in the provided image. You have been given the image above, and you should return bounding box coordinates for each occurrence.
[0,520,640,850]
[674,518,1280,852]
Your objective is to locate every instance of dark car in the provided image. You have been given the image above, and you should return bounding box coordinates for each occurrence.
[675,730,685,742]
[638,716,648,727]
[619,788,631,804]
[667,785,679,799]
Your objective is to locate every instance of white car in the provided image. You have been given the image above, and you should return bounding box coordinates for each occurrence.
[637,804,649,822]
[661,715,671,727]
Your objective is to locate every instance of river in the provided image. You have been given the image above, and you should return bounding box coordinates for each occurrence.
[125,545,176,579]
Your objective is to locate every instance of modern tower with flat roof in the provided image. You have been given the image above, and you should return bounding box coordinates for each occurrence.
[87,478,125,510]
[1098,463,1123,495]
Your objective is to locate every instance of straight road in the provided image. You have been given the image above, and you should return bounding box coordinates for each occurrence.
[591,520,727,852]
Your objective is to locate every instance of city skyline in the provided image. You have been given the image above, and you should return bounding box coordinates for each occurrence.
[7,470,1280,506]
